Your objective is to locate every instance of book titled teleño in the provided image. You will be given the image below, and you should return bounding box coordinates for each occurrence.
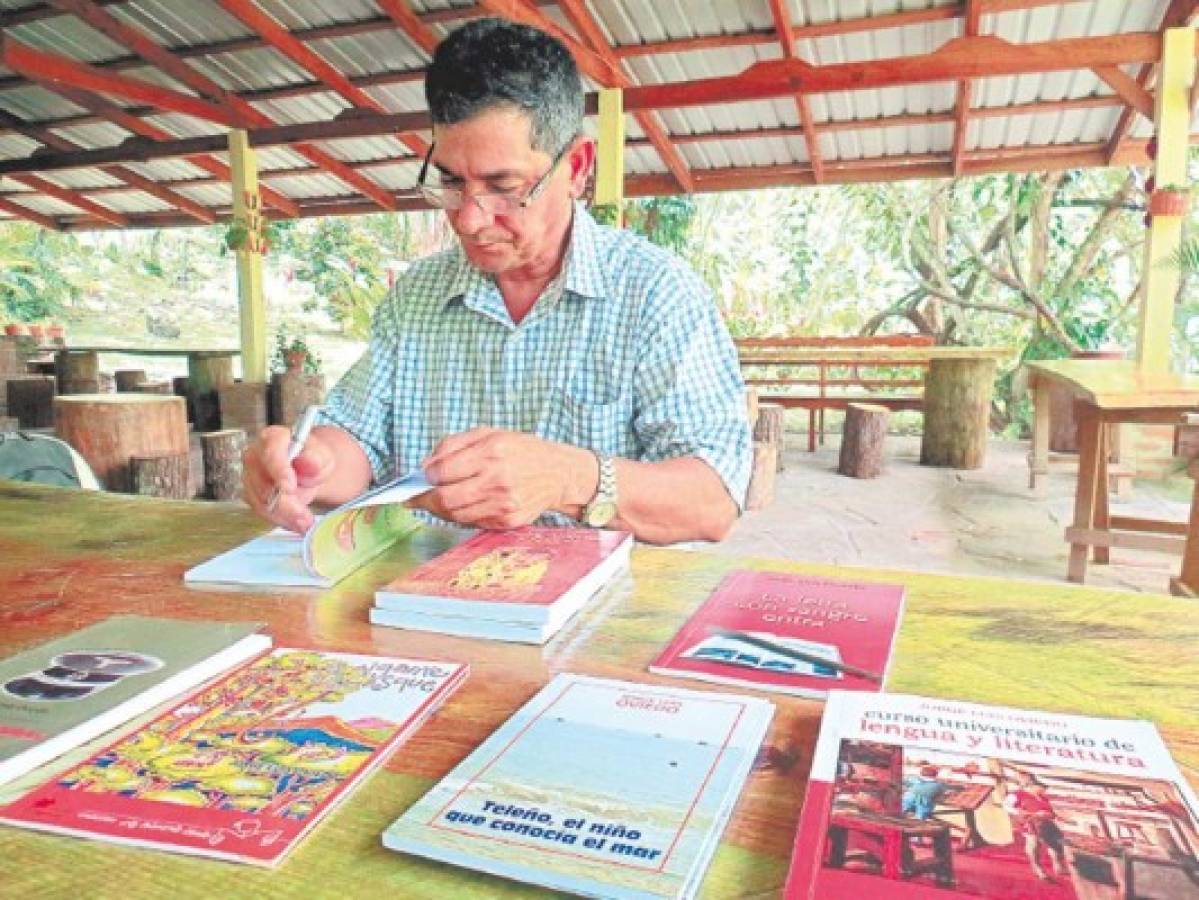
[371,527,633,644]
[383,673,773,900]
[649,570,904,698]
[0,648,469,867]
[785,691,1199,900]
[0,616,270,787]
[184,472,432,588]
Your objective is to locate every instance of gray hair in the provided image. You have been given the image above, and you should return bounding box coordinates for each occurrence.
[425,17,583,156]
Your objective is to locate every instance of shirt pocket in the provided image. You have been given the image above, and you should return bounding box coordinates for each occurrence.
[538,386,630,455]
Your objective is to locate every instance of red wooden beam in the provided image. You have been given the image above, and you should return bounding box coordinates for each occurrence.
[44,85,300,217]
[39,0,397,211]
[951,1,983,177]
[622,34,1168,112]
[1094,65,1157,120]
[1,38,242,127]
[375,0,441,57]
[767,0,824,183]
[0,196,60,229]
[10,174,127,226]
[213,0,427,157]
[475,0,624,86]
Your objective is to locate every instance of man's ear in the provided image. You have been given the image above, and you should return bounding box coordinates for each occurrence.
[567,138,596,198]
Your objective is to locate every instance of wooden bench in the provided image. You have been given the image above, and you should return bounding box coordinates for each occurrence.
[736,335,936,452]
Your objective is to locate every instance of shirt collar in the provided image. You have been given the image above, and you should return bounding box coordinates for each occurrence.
[437,202,610,311]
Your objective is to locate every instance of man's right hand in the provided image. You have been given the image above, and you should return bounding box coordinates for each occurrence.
[242,425,337,533]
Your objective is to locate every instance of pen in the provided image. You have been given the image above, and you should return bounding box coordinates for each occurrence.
[709,627,883,683]
[265,405,323,514]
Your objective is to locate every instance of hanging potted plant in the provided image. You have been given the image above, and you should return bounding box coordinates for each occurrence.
[272,331,321,375]
[1149,183,1191,217]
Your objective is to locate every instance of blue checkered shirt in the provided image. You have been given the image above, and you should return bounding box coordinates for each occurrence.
[321,204,751,527]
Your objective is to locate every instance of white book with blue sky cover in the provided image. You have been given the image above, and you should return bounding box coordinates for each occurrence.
[382,673,774,899]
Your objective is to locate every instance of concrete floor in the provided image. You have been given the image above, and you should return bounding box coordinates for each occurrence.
[718,433,1194,596]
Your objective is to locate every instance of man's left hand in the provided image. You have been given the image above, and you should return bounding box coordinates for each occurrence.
[410,427,595,529]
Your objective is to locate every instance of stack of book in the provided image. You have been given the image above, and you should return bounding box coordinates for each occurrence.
[370,526,633,644]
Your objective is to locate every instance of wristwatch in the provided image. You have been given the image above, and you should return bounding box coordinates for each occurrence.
[582,452,618,527]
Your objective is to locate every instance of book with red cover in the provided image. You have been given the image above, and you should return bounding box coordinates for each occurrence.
[783,691,1199,899]
[372,527,633,643]
[0,649,469,867]
[648,570,904,698]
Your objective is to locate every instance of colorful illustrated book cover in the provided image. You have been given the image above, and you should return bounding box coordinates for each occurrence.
[184,472,431,588]
[785,691,1199,900]
[0,649,469,867]
[0,616,269,787]
[649,570,905,698]
[375,527,633,623]
[383,673,774,899]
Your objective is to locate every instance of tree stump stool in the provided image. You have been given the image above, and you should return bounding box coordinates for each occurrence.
[54,394,187,493]
[130,452,190,499]
[754,402,786,472]
[745,440,778,510]
[218,382,269,437]
[745,387,760,429]
[0,415,17,432]
[7,376,55,428]
[114,369,147,392]
[132,381,173,395]
[190,353,235,432]
[1170,458,1199,598]
[270,371,325,428]
[838,402,890,479]
[201,428,246,501]
[920,357,997,469]
[56,350,100,395]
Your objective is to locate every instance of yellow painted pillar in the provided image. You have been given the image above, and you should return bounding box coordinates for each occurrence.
[1136,26,1194,374]
[228,129,267,382]
[594,87,625,226]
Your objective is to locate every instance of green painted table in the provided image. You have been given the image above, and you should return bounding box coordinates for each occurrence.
[0,482,1196,898]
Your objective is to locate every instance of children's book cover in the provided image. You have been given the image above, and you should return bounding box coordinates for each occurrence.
[383,673,774,900]
[375,527,632,624]
[0,616,269,786]
[184,472,431,588]
[649,570,904,698]
[0,649,469,867]
[785,691,1199,900]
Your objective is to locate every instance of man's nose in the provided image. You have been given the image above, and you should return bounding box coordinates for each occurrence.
[453,196,493,232]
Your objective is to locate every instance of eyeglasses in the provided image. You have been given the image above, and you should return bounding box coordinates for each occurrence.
[415,141,572,216]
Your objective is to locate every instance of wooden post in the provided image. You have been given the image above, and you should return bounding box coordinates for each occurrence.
[920,357,996,469]
[595,87,624,225]
[1137,26,1194,375]
[1171,458,1199,597]
[54,394,187,493]
[7,376,55,428]
[114,369,147,392]
[745,441,777,510]
[838,402,890,479]
[201,428,246,501]
[753,403,786,472]
[130,452,190,499]
[228,130,267,383]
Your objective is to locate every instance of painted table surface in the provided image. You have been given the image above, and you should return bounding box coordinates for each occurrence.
[1027,358,1199,410]
[1,482,1197,899]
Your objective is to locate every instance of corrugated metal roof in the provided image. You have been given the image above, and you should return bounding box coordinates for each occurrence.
[0,0,1183,227]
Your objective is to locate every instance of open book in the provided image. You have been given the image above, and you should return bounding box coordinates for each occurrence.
[184,472,432,589]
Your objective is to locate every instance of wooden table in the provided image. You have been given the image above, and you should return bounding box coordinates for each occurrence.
[1,483,1198,898]
[739,346,1010,468]
[1027,360,1199,587]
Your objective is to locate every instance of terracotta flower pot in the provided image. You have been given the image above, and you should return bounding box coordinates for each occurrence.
[3,323,23,337]
[284,349,308,373]
[47,324,65,341]
[1149,189,1190,217]
[26,324,44,341]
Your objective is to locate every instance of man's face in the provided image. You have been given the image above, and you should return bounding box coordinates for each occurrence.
[427,107,588,275]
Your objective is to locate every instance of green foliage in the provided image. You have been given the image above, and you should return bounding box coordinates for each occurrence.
[272,329,321,374]
[0,223,84,321]
[622,196,697,255]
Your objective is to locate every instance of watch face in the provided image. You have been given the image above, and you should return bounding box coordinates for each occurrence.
[585,500,618,528]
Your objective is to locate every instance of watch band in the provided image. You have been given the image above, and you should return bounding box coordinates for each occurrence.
[582,452,618,527]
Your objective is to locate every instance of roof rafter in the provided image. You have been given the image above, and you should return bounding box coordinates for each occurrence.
[375,0,441,57]
[767,0,824,183]
[0,196,60,229]
[9,173,127,226]
[951,0,983,177]
[213,0,428,157]
[41,0,398,211]
[556,0,694,193]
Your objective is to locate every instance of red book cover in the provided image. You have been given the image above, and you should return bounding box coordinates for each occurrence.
[648,570,904,698]
[374,527,632,623]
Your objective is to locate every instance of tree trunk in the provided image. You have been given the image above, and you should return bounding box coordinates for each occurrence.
[270,371,325,428]
[838,403,890,479]
[189,353,234,431]
[754,403,786,472]
[54,394,187,492]
[745,441,777,510]
[202,428,246,501]
[218,382,269,437]
[920,358,996,469]
[130,452,191,499]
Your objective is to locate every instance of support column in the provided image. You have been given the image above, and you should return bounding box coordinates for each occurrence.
[594,87,625,226]
[1136,26,1194,374]
[228,129,268,383]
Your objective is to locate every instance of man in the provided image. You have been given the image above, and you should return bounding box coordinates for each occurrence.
[242,17,750,545]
